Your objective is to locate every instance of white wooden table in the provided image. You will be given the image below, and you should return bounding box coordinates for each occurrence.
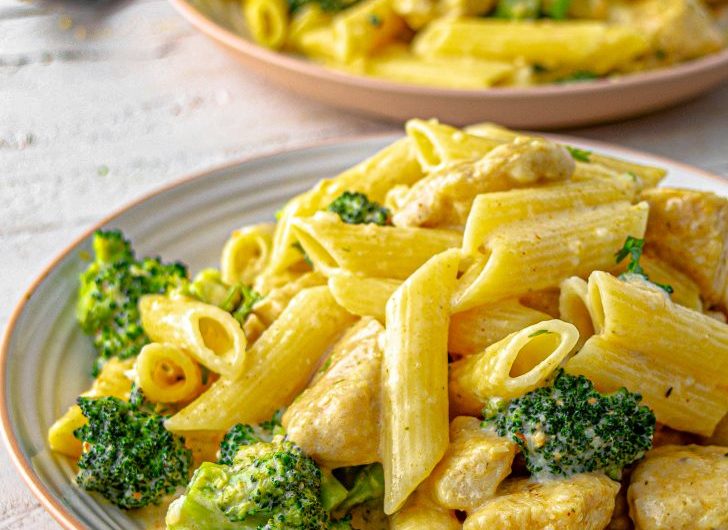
[1,0,727,526]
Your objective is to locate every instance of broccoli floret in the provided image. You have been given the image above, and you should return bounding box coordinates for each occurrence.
[335,464,384,513]
[327,192,391,226]
[77,230,188,373]
[167,437,350,529]
[483,369,655,480]
[74,392,191,509]
[217,410,287,465]
[187,268,263,325]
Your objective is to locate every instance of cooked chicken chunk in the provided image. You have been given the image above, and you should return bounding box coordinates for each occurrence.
[612,0,724,63]
[642,188,728,310]
[628,444,728,530]
[282,318,383,468]
[390,482,461,530]
[428,417,516,511]
[464,473,620,530]
[392,138,574,228]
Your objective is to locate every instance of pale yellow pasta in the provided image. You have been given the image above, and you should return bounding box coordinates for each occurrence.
[293,25,338,61]
[453,201,648,311]
[413,19,649,73]
[165,286,354,432]
[333,0,405,62]
[220,222,275,286]
[328,273,400,321]
[140,295,247,378]
[265,137,422,275]
[359,45,515,89]
[559,276,594,348]
[566,271,728,436]
[135,343,202,404]
[286,4,331,50]
[405,119,502,173]
[450,320,578,415]
[244,0,288,49]
[389,482,461,530]
[448,299,551,357]
[382,249,459,514]
[462,177,638,255]
[631,254,703,312]
[292,212,461,279]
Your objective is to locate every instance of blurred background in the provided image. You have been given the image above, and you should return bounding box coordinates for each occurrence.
[1,0,728,527]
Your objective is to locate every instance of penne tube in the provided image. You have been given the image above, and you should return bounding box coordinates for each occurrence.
[292,213,461,279]
[135,343,202,404]
[452,201,649,311]
[139,295,247,378]
[449,299,551,357]
[244,0,289,49]
[389,483,461,530]
[624,253,703,312]
[165,286,355,432]
[265,137,422,275]
[405,118,501,173]
[382,249,459,514]
[285,4,331,51]
[449,320,579,416]
[328,273,400,321]
[566,335,728,437]
[333,0,406,62]
[559,276,595,346]
[220,223,275,286]
[362,45,515,89]
[412,19,649,73]
[462,177,637,255]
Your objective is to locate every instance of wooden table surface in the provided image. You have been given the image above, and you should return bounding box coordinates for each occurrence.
[1,0,727,526]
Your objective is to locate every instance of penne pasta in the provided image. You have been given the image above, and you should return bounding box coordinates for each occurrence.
[140,295,247,378]
[382,249,459,514]
[449,319,579,415]
[244,0,289,49]
[135,343,203,404]
[220,223,275,286]
[559,276,595,347]
[333,0,406,62]
[164,286,355,432]
[453,201,649,311]
[292,212,461,279]
[328,272,400,321]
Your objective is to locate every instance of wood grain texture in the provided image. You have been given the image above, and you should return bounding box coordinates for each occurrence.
[0,0,726,526]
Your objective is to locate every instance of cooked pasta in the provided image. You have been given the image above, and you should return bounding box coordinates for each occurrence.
[49,121,728,529]
[237,0,727,89]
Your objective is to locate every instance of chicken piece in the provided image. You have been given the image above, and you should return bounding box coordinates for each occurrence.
[628,444,728,530]
[428,417,516,511]
[282,318,383,468]
[464,473,620,530]
[642,188,728,310]
[612,0,725,63]
[392,138,574,229]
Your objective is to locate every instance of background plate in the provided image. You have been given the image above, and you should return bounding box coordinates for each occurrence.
[2,133,727,529]
[168,0,728,128]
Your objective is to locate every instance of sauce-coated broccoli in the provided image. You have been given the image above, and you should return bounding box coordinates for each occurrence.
[74,391,191,509]
[327,192,391,226]
[76,230,188,373]
[187,268,262,325]
[167,437,351,529]
[217,411,285,466]
[483,369,655,480]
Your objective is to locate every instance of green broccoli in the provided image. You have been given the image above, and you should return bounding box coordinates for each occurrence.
[187,268,262,325]
[217,411,285,466]
[335,464,384,513]
[483,369,655,480]
[167,437,351,529]
[76,230,188,373]
[327,192,391,226]
[495,0,572,19]
[615,236,674,294]
[74,391,191,509]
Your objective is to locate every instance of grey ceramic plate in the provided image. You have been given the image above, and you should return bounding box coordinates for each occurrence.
[2,134,727,529]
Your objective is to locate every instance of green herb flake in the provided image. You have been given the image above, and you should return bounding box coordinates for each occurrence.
[566,146,592,163]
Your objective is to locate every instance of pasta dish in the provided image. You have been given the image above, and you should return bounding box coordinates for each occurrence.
[48,120,728,529]
[230,0,728,89]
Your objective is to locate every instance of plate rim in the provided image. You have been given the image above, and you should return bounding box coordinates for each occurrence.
[169,0,728,99]
[2,132,727,530]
